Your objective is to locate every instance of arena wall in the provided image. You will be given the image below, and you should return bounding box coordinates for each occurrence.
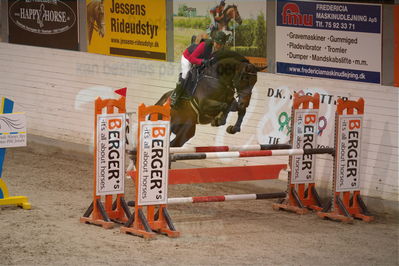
[0,42,397,210]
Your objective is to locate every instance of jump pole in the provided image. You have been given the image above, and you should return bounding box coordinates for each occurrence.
[0,97,30,210]
[170,148,334,161]
[168,144,291,186]
[80,94,131,229]
[126,144,291,183]
[169,143,292,153]
[317,98,373,223]
[128,192,287,206]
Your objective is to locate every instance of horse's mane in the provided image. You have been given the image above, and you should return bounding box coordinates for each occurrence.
[212,49,249,64]
[87,0,102,12]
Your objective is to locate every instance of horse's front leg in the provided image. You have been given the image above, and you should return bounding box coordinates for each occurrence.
[226,107,246,134]
[201,99,228,116]
[211,100,237,127]
[211,109,228,127]
[88,24,93,44]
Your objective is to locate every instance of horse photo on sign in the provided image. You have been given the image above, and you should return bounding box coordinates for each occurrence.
[87,0,105,44]
[173,0,267,68]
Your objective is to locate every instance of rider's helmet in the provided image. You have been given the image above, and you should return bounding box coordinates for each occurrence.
[213,31,228,45]
[220,0,226,6]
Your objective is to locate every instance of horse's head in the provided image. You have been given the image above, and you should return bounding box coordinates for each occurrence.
[233,63,258,109]
[225,5,242,25]
[95,0,105,37]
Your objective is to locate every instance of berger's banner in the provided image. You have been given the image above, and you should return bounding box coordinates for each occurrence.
[138,121,170,206]
[291,109,318,184]
[336,115,362,192]
[96,113,126,196]
[87,0,167,61]
[8,0,79,50]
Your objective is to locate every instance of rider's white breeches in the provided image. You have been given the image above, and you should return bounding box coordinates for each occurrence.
[210,14,216,26]
[181,56,192,79]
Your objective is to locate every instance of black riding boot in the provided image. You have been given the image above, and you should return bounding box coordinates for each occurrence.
[170,77,186,108]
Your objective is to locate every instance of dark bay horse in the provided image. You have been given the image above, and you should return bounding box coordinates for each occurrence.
[156,51,263,147]
[87,0,105,44]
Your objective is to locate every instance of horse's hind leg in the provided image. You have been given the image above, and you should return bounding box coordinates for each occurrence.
[170,123,196,147]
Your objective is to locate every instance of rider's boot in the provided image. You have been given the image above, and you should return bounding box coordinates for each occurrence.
[170,76,186,108]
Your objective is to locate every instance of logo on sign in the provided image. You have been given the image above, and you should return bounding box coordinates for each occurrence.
[0,113,27,148]
[282,3,313,26]
[9,0,77,34]
[302,113,316,171]
[346,119,361,183]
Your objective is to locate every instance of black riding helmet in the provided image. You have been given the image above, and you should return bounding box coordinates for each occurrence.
[213,31,228,45]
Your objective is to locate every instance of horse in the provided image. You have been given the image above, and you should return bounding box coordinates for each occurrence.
[194,5,243,45]
[87,0,105,44]
[156,50,264,147]
[212,4,243,37]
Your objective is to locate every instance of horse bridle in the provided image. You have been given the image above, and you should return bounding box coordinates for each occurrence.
[232,63,256,96]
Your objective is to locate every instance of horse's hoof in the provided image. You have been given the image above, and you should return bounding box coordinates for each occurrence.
[211,119,224,127]
[226,125,240,134]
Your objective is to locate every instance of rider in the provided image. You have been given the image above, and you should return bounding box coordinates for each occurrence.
[209,0,226,32]
[170,31,228,107]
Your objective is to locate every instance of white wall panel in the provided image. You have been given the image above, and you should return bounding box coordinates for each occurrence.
[0,42,397,203]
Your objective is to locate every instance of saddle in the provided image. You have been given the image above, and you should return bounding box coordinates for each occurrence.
[183,66,202,97]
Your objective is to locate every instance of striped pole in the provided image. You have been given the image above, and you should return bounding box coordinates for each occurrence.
[128,192,286,206]
[171,148,335,161]
[170,143,292,154]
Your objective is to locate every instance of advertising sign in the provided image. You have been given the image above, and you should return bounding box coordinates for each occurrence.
[8,0,79,50]
[96,113,126,196]
[0,113,27,148]
[276,0,382,84]
[336,115,362,192]
[291,109,318,184]
[173,0,267,66]
[138,121,170,206]
[87,0,167,61]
